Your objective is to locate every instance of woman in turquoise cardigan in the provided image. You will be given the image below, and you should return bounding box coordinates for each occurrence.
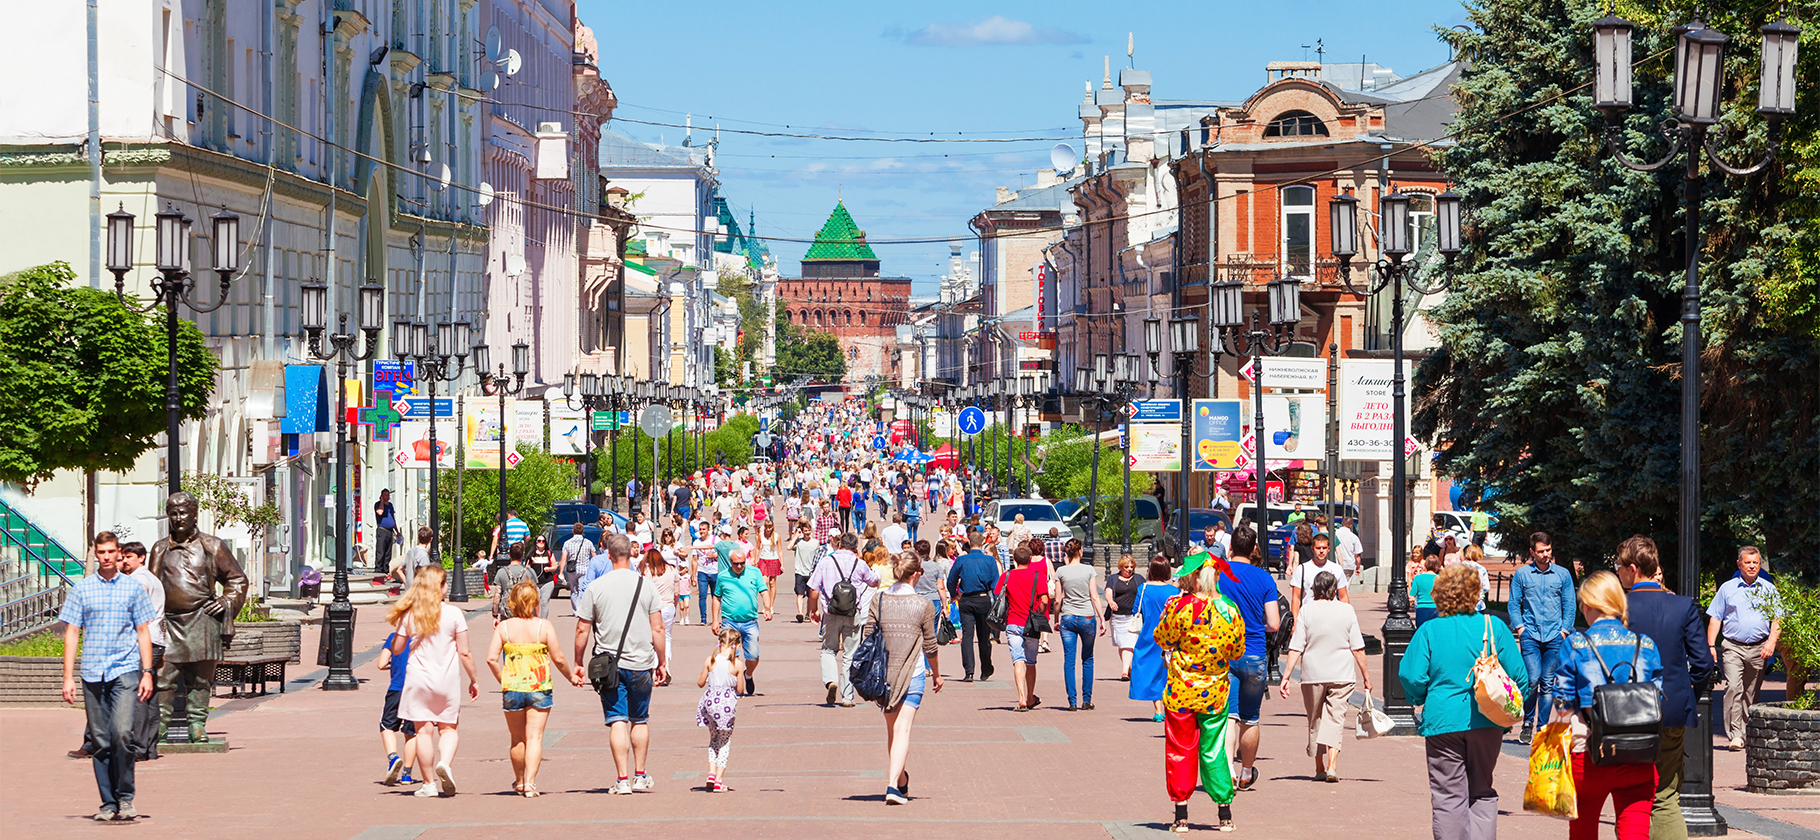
[1399,564,1527,840]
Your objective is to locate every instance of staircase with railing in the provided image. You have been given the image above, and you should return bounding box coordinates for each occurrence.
[0,499,80,641]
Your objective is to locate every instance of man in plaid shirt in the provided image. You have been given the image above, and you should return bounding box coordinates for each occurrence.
[1042,528,1068,568]
[814,498,838,546]
[60,531,156,822]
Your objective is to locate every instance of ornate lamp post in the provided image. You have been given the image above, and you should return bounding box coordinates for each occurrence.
[297,279,385,689]
[1208,274,1303,562]
[1329,185,1459,733]
[393,318,473,591]
[562,370,608,506]
[1073,353,1144,556]
[107,203,242,494]
[1018,374,1036,496]
[1166,315,1220,556]
[1588,13,1799,835]
[478,340,530,570]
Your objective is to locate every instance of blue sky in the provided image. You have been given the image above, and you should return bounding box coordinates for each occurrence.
[582,0,1471,294]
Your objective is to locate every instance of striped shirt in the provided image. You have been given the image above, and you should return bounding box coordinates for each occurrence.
[57,571,154,683]
[504,517,531,546]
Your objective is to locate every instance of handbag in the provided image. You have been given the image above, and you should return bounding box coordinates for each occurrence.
[1472,615,1525,728]
[588,575,645,697]
[1585,635,1664,766]
[849,598,891,703]
[1021,566,1053,635]
[1353,691,1395,739]
[935,602,958,645]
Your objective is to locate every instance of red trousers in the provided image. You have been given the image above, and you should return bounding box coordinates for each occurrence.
[1569,752,1655,840]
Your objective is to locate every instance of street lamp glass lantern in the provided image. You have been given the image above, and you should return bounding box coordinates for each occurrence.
[1073,366,1090,393]
[563,372,576,398]
[1760,18,1802,116]
[1268,277,1301,326]
[211,208,240,275]
[391,320,413,359]
[1171,317,1200,356]
[106,205,134,273]
[433,322,452,357]
[1143,317,1162,356]
[300,282,328,332]
[471,343,490,376]
[356,284,384,332]
[178,218,193,273]
[451,322,471,356]
[1675,23,1729,125]
[581,372,599,397]
[155,205,185,272]
[1593,15,1636,112]
[1093,353,1109,379]
[1020,376,1033,397]
[1209,280,1245,328]
[1435,190,1463,258]
[1328,193,1358,259]
[410,322,429,360]
[1381,192,1412,257]
[510,341,530,377]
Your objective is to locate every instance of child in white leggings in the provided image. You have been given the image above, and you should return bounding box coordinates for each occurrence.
[696,628,744,791]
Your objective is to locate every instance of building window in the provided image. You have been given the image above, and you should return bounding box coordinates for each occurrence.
[1281,185,1315,278]
[1406,192,1435,254]
[860,311,867,326]
[1264,111,1329,138]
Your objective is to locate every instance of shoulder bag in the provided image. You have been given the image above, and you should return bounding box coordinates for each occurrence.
[849,596,891,703]
[1472,614,1525,727]
[589,575,646,697]
[987,558,1011,631]
[1586,635,1663,766]
[1022,567,1052,635]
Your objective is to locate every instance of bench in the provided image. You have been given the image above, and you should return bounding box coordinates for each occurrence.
[214,655,289,698]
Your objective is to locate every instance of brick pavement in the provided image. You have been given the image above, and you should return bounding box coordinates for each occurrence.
[3,557,1809,836]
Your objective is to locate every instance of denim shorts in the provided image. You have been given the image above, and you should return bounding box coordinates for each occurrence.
[1227,654,1267,724]
[1006,625,1040,664]
[727,618,761,660]
[502,689,554,712]
[900,666,927,709]
[600,668,654,725]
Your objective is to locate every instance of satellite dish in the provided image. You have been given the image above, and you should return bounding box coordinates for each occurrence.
[502,49,522,77]
[485,26,503,62]
[482,66,499,91]
[1050,142,1078,175]
[476,182,495,207]
[428,163,450,192]
[505,253,526,278]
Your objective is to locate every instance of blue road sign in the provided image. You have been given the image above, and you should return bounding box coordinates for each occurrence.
[957,406,987,436]
[396,396,453,419]
[1127,399,1183,423]
[872,435,890,450]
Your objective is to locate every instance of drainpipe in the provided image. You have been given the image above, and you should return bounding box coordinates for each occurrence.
[87,0,100,289]
[261,0,275,355]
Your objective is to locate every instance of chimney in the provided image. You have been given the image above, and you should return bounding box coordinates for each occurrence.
[996,186,1014,204]
[1036,169,1057,188]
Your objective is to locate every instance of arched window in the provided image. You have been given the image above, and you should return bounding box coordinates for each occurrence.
[844,309,853,326]
[860,311,868,326]
[815,310,824,326]
[1265,111,1329,138]
[784,309,793,324]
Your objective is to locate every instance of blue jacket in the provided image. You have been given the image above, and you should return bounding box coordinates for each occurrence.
[947,549,1000,596]
[1509,562,1576,639]
[1551,618,1663,710]
[1626,582,1715,728]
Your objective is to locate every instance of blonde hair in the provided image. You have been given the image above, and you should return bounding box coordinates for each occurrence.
[386,565,447,637]
[890,551,922,582]
[715,627,744,657]
[1578,570,1628,625]
[1462,544,1485,565]
[507,580,541,619]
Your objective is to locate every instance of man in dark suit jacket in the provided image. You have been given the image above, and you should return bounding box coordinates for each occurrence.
[1618,535,1715,840]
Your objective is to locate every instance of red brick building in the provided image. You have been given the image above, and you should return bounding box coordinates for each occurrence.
[777,201,913,381]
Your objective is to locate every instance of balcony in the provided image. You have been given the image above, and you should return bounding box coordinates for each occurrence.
[1210,255,1347,290]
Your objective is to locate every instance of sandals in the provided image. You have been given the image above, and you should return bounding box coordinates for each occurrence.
[522,783,540,798]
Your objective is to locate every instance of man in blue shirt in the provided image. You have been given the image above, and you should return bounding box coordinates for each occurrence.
[1218,527,1281,790]
[1508,531,1576,743]
[60,532,156,821]
[946,531,1002,682]
[373,489,397,572]
[1707,545,1781,751]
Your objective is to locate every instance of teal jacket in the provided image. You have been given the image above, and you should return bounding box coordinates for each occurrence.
[1399,612,1528,737]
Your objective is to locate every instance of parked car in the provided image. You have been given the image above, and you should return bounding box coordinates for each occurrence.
[1233,502,1362,569]
[1432,510,1504,557]
[1054,495,1161,541]
[540,502,626,596]
[983,498,1073,544]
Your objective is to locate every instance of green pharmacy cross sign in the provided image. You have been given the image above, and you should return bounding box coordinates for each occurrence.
[355,393,406,442]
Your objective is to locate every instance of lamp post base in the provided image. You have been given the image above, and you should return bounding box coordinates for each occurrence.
[320,598,360,691]
[1683,692,1728,835]
[1379,611,1419,736]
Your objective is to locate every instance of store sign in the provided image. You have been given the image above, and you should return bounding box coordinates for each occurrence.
[1239,357,1327,389]
[1338,360,1403,461]
[1017,332,1057,341]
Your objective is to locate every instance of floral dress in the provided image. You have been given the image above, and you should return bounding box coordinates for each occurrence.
[1153,592,1247,714]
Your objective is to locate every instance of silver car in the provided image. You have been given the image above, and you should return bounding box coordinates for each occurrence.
[983,498,1073,543]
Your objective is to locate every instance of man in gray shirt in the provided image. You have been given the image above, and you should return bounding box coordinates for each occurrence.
[574,534,667,794]
[1050,539,1104,710]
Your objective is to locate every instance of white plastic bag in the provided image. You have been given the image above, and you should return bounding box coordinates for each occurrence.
[1354,691,1394,739]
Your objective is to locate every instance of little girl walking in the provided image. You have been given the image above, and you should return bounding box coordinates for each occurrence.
[696,628,745,792]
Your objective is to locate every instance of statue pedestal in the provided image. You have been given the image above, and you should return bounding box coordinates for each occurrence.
[159,739,228,754]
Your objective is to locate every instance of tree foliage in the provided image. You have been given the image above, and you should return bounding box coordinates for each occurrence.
[773,310,847,383]
[1413,0,1820,573]
[436,444,579,556]
[0,262,216,486]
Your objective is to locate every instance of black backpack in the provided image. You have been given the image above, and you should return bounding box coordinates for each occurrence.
[1585,635,1664,766]
[828,553,860,617]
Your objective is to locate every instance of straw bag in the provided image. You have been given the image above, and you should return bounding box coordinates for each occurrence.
[1473,615,1524,727]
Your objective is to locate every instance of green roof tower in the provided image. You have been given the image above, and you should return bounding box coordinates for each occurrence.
[800,200,880,278]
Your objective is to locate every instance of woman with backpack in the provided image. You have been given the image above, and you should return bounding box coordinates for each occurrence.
[869,551,944,804]
[1399,564,1528,840]
[1550,571,1664,840]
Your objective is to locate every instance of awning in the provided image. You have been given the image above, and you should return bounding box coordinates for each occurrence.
[281,365,330,434]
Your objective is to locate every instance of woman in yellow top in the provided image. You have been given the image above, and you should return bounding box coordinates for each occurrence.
[1153,551,1248,833]
[485,581,582,797]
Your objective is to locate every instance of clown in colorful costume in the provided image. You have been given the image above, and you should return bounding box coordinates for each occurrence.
[1154,551,1247,833]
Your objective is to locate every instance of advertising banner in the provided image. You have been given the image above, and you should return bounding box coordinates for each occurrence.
[1261,395,1327,460]
[1190,399,1246,472]
[395,420,457,469]
[513,400,545,452]
[466,403,509,469]
[1129,423,1183,472]
[1338,360,1401,461]
[551,408,586,456]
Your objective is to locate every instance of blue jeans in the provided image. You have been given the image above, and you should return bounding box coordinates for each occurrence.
[600,668,654,725]
[1226,654,1267,725]
[697,572,717,624]
[83,672,141,808]
[726,618,761,661]
[1519,632,1566,728]
[1059,615,1097,706]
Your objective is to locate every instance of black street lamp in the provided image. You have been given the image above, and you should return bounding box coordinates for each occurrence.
[107,203,242,494]
[1072,353,1143,557]
[478,340,530,572]
[297,279,385,690]
[605,375,624,514]
[393,318,474,597]
[1019,374,1036,495]
[1330,185,1458,733]
[1208,273,1303,558]
[1114,352,1142,552]
[1165,315,1219,558]
[1590,12,1798,835]
[562,370,608,507]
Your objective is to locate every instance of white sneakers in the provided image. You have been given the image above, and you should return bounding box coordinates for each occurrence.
[608,779,634,795]
[435,763,457,796]
[631,774,654,791]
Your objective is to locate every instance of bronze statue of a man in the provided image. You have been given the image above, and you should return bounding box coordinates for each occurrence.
[148,492,248,744]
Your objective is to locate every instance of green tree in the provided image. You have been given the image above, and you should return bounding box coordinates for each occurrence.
[1413,0,1820,571]
[436,444,579,559]
[773,311,847,383]
[0,262,216,486]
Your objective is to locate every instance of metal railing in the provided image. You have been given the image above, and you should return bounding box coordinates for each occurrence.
[0,499,79,586]
[0,500,79,641]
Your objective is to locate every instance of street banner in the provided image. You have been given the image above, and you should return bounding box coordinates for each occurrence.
[1129,423,1183,472]
[513,400,545,452]
[1190,399,1246,472]
[372,360,416,396]
[1261,395,1327,460]
[1128,399,1182,423]
[396,396,453,419]
[551,408,586,456]
[1338,360,1403,461]
[466,403,511,469]
[1239,357,1327,389]
[592,410,629,431]
[396,420,456,469]
[929,411,954,438]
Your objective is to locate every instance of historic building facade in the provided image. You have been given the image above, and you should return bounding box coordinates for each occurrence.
[776,202,913,383]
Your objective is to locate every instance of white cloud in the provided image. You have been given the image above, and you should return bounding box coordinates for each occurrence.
[899,16,1088,47]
